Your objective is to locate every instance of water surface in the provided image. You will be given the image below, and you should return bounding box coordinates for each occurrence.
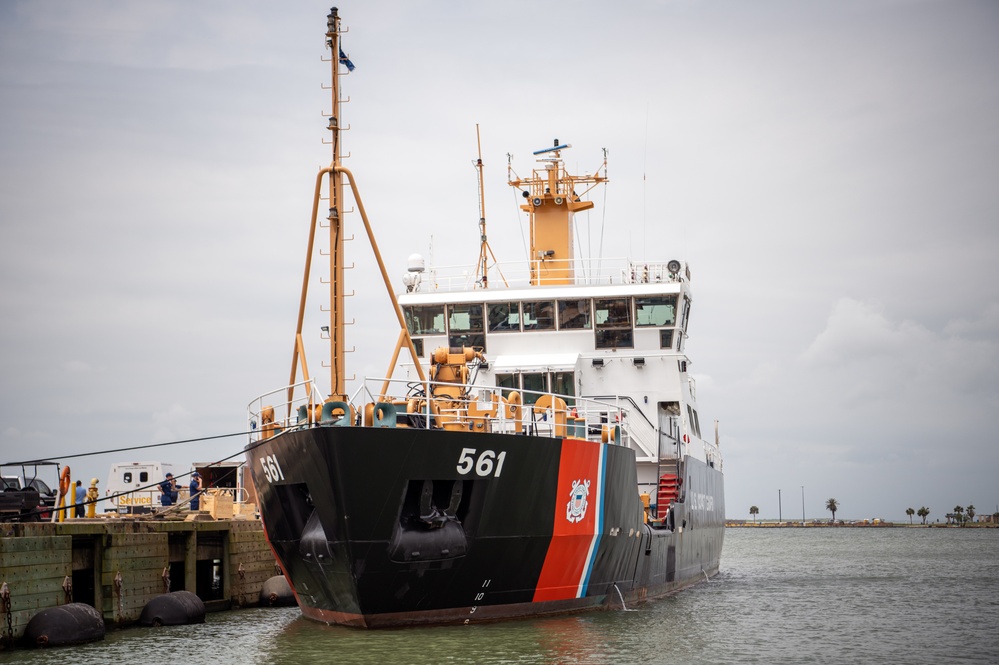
[3,527,996,664]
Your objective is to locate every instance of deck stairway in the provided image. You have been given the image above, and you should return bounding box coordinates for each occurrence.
[656,472,681,518]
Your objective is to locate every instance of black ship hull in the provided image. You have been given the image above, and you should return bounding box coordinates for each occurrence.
[245,426,724,628]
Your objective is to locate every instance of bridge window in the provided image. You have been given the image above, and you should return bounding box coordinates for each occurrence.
[521,372,546,404]
[404,305,445,335]
[496,373,517,397]
[594,298,633,349]
[447,303,485,350]
[551,371,576,406]
[687,405,702,438]
[558,299,591,330]
[488,302,521,332]
[495,371,575,406]
[522,301,556,330]
[660,329,674,349]
[635,295,677,327]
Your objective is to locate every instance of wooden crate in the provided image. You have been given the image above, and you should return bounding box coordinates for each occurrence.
[203,491,234,519]
[233,502,256,517]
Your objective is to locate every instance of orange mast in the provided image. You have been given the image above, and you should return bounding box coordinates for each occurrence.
[286,8,425,414]
[326,7,347,400]
[508,141,607,286]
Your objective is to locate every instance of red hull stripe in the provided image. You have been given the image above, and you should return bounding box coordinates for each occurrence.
[532,438,603,602]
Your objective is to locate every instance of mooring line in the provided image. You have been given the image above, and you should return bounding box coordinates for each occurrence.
[5,430,254,466]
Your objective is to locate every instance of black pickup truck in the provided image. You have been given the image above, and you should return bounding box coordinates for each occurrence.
[0,463,59,522]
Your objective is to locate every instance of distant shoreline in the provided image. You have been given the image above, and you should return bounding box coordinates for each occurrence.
[725,521,997,528]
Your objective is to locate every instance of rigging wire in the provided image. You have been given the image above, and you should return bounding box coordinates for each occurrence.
[597,148,609,278]
[5,430,252,467]
[5,433,256,521]
[573,204,587,282]
[507,156,529,264]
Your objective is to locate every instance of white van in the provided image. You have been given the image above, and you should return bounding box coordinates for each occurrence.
[105,461,182,513]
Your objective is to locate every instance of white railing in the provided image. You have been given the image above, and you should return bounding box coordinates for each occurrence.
[405,258,685,293]
[247,377,717,469]
[247,379,327,443]
[249,375,661,452]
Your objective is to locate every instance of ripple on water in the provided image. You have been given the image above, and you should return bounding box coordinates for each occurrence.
[1,528,996,664]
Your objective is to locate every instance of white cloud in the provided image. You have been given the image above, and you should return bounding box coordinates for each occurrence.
[800,297,999,405]
[801,298,922,368]
[944,302,999,338]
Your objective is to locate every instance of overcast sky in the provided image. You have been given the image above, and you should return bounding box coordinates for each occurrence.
[1,0,996,522]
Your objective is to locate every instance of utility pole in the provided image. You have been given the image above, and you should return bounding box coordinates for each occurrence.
[778,489,782,523]
[801,486,805,524]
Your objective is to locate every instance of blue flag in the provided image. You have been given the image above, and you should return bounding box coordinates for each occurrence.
[339,48,355,72]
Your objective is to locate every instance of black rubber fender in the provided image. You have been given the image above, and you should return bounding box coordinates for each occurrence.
[259,575,296,607]
[139,590,206,626]
[23,602,105,647]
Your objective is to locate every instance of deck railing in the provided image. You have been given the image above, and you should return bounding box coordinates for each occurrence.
[247,376,662,452]
[403,257,686,293]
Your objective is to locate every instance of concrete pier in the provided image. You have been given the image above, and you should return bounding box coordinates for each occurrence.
[0,517,278,643]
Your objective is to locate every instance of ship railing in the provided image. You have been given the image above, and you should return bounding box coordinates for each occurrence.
[353,376,658,448]
[409,257,685,293]
[701,436,723,471]
[246,379,327,443]
[582,394,660,460]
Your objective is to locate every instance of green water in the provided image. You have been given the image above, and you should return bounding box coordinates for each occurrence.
[3,527,996,664]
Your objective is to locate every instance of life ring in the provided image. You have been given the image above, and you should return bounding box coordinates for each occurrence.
[682,434,689,443]
[59,466,71,496]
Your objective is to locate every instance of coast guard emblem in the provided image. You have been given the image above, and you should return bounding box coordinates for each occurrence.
[566,479,591,523]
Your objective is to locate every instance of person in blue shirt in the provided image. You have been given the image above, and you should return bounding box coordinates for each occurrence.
[189,472,203,511]
[159,473,178,506]
[74,480,86,517]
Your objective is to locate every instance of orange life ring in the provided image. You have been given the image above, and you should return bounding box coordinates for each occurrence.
[682,434,689,443]
[59,466,71,496]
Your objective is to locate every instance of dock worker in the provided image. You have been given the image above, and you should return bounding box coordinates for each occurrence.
[159,473,178,506]
[74,480,86,517]
[189,472,203,511]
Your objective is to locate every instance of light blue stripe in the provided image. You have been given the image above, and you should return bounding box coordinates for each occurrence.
[579,444,607,597]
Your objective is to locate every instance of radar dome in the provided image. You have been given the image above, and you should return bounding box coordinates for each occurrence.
[407,254,426,273]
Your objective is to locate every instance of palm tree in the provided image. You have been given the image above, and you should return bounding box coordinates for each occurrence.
[749,505,759,524]
[906,507,915,524]
[967,505,976,523]
[953,505,964,525]
[917,506,930,525]
[826,498,839,523]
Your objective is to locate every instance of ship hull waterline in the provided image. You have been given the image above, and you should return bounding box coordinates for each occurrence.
[245,425,724,628]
